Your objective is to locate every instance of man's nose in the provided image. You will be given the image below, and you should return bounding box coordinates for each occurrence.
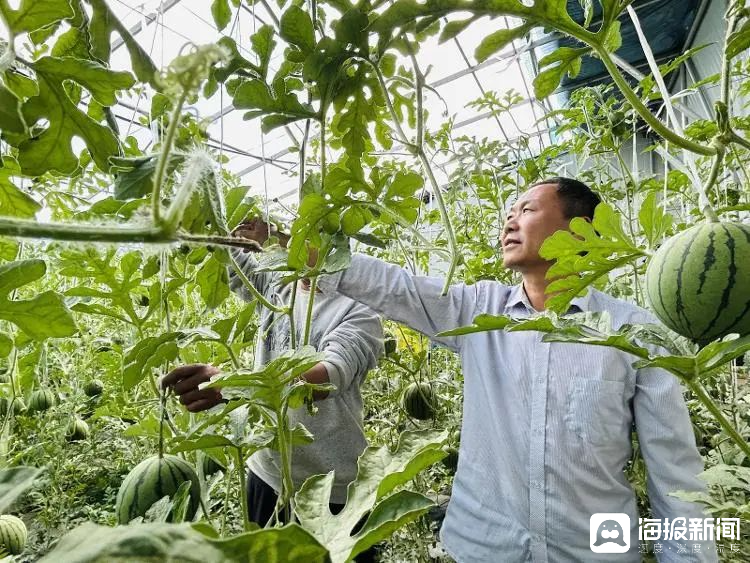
[503,219,517,235]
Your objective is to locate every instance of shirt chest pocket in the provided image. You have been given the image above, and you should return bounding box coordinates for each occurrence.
[565,379,626,447]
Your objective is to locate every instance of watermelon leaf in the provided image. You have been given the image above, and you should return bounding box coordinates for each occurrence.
[539,202,648,314]
[294,429,447,563]
[0,466,42,513]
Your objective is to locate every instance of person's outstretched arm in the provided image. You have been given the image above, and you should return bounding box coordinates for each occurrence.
[317,254,485,352]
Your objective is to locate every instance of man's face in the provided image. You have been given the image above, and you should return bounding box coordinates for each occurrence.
[501,183,572,273]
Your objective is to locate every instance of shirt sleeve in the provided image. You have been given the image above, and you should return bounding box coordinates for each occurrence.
[317,253,484,352]
[317,301,384,396]
[228,247,276,302]
[633,361,718,562]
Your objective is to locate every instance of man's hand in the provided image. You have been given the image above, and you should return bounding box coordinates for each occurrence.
[233,217,289,249]
[161,364,223,412]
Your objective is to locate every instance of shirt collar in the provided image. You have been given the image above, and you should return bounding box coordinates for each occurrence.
[504,283,593,314]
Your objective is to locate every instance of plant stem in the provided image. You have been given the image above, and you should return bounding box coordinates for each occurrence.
[688,379,750,461]
[152,90,188,225]
[228,252,286,313]
[235,447,251,531]
[594,48,715,156]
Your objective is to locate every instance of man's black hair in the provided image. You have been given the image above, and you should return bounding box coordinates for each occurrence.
[530,177,601,220]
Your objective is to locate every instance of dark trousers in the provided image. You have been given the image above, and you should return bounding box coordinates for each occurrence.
[246,471,377,562]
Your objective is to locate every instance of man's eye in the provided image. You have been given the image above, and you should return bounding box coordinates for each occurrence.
[522,207,532,213]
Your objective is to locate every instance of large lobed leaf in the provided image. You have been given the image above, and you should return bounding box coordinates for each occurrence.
[0,466,42,513]
[38,521,327,562]
[295,428,447,562]
[0,0,73,35]
[0,259,77,339]
[538,202,647,313]
[18,57,134,175]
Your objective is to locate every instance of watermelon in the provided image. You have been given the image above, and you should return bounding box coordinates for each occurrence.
[0,514,27,555]
[84,379,104,397]
[199,452,225,477]
[115,454,201,524]
[27,389,56,413]
[646,221,750,344]
[402,382,435,420]
[0,397,24,416]
[441,447,459,473]
[66,417,90,441]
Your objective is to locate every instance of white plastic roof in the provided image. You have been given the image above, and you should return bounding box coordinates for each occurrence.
[106,0,556,203]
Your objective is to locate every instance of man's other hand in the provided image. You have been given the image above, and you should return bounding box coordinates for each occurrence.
[161,364,223,412]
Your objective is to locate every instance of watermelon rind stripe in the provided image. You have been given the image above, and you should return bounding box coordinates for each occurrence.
[698,225,738,342]
[696,227,716,296]
[654,237,682,332]
[674,228,701,336]
[715,225,750,337]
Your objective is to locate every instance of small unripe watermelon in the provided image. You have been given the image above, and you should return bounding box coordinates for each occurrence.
[0,514,27,555]
[646,222,750,344]
[442,447,459,473]
[0,397,24,416]
[402,382,435,420]
[84,379,104,397]
[66,417,90,441]
[27,389,55,413]
[199,452,225,477]
[116,454,201,524]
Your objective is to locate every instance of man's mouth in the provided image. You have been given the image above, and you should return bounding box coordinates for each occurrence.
[503,239,521,249]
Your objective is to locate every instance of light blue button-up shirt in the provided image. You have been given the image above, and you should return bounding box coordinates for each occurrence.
[318,254,717,563]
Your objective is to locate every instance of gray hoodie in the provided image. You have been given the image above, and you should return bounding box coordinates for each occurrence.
[229,249,384,503]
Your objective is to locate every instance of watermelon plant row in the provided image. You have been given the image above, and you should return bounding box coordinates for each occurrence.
[0,0,749,560]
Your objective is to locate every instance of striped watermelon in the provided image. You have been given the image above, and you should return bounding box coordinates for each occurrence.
[116,454,201,524]
[402,382,435,420]
[27,389,55,413]
[0,514,27,555]
[66,417,89,441]
[646,221,750,344]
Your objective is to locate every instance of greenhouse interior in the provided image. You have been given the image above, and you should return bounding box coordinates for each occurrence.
[1,0,749,561]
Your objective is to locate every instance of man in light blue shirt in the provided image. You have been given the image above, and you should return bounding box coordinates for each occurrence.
[317,178,717,562]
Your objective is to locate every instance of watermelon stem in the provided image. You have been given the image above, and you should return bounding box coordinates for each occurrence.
[688,380,750,460]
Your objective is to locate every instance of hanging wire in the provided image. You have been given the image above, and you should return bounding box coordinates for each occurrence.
[125,3,162,138]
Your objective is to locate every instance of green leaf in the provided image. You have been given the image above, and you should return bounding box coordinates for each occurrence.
[385,171,424,199]
[349,491,433,559]
[0,260,77,339]
[295,429,446,562]
[0,173,40,218]
[603,20,622,52]
[233,79,316,131]
[214,37,262,83]
[208,346,325,411]
[439,17,475,43]
[19,57,134,175]
[727,19,750,60]
[209,524,328,562]
[638,191,672,249]
[87,0,160,88]
[280,5,315,53]
[123,333,181,389]
[533,47,590,99]
[111,154,184,201]
[0,84,26,134]
[251,25,276,78]
[196,254,230,308]
[0,238,19,261]
[538,202,647,313]
[438,313,515,336]
[0,466,42,513]
[211,0,232,31]
[0,0,73,34]
[475,23,532,63]
[0,291,78,339]
[0,332,12,357]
